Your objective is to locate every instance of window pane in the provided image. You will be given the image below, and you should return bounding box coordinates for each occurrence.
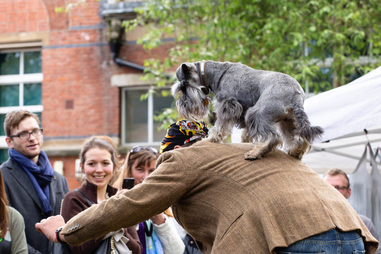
[0,52,20,75]
[153,90,174,141]
[0,148,8,165]
[34,112,42,126]
[24,83,42,105]
[0,84,19,107]
[24,51,41,74]
[0,114,5,136]
[124,90,148,143]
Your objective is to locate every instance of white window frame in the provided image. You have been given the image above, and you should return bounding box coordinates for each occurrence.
[0,47,43,148]
[121,86,172,147]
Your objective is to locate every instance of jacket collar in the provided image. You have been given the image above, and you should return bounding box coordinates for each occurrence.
[79,179,118,203]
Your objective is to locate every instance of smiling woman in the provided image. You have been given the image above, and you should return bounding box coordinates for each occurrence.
[60,136,142,254]
[81,147,114,203]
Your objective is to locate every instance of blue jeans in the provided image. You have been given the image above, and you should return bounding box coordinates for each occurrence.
[274,228,365,254]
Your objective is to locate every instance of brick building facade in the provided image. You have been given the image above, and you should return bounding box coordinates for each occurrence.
[0,0,174,189]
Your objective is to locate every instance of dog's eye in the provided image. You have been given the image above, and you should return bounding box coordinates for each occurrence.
[200,86,209,95]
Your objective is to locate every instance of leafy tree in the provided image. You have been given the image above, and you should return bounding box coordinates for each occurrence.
[126,0,381,93]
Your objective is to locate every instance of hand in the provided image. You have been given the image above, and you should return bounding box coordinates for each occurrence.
[150,213,166,225]
[116,189,127,196]
[35,215,66,243]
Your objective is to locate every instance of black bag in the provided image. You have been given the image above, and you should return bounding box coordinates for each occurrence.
[92,238,111,254]
[53,238,112,254]
[52,242,73,254]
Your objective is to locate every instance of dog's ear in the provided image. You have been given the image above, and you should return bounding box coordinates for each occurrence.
[176,63,192,80]
[181,63,193,74]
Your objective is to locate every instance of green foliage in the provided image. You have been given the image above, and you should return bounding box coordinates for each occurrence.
[153,107,178,131]
[130,0,381,88]
[128,0,381,120]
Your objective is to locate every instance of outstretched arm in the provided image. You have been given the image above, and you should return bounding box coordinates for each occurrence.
[35,152,188,246]
[35,215,66,243]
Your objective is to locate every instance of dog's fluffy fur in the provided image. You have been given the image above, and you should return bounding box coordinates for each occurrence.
[172,60,323,160]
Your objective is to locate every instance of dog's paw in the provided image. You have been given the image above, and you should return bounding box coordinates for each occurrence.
[244,150,262,160]
[205,136,223,143]
[287,140,310,160]
[288,150,304,160]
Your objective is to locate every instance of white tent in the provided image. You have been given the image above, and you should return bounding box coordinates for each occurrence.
[302,65,381,174]
[301,126,381,174]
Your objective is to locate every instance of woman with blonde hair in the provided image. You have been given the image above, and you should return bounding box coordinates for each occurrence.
[0,170,27,254]
[114,146,184,254]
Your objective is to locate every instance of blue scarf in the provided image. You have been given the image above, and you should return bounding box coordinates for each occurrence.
[9,149,54,215]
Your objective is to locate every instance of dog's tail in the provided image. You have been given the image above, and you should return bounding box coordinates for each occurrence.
[293,102,324,143]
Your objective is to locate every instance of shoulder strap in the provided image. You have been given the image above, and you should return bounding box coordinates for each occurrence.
[74,189,94,206]
[144,220,154,237]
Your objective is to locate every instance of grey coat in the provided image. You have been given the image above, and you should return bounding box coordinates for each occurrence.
[0,157,69,254]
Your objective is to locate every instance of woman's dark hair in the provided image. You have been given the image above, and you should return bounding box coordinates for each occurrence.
[0,171,8,238]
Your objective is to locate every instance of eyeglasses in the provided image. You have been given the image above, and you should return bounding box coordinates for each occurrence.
[9,128,43,140]
[127,146,158,164]
[130,146,158,155]
[334,186,349,191]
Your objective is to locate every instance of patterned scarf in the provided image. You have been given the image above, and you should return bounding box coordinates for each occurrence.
[8,149,53,215]
[160,120,209,154]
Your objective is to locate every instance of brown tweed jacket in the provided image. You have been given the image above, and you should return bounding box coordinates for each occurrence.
[62,141,379,253]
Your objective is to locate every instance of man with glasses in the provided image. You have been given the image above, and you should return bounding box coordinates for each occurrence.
[0,109,69,254]
[324,168,381,254]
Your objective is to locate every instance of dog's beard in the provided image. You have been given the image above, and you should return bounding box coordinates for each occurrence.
[172,81,210,121]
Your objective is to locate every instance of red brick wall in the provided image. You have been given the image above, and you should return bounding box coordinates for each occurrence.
[69,0,100,27]
[0,0,49,33]
[1,0,173,190]
[49,155,82,190]
[40,0,118,189]
[40,0,118,138]
[42,45,120,137]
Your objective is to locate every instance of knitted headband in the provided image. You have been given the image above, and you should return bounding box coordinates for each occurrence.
[160,120,209,154]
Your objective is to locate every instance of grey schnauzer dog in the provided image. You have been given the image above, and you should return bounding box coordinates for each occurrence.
[172,60,324,160]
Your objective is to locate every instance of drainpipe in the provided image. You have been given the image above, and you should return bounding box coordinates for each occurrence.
[114,55,146,71]
[107,18,146,72]
[109,41,146,71]
[107,19,171,79]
